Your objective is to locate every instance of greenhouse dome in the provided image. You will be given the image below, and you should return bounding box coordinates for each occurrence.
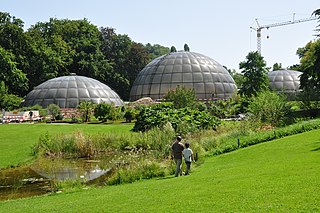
[268,70,302,93]
[129,51,237,101]
[23,74,124,108]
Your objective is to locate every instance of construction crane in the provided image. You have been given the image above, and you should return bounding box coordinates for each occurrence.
[251,14,317,53]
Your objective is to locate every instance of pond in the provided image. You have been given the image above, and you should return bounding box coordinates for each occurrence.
[0,157,113,201]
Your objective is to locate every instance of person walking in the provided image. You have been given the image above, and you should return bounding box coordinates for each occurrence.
[183,142,194,175]
[171,136,184,177]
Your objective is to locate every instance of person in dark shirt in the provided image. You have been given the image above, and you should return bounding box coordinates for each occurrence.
[171,136,184,177]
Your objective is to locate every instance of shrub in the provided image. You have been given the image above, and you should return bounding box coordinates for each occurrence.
[107,160,168,185]
[78,101,95,122]
[47,104,61,121]
[133,103,220,133]
[123,107,139,123]
[247,91,291,127]
[94,103,112,122]
[163,85,196,109]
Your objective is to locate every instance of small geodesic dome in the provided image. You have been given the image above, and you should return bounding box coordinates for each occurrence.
[129,51,237,101]
[23,74,124,108]
[268,70,302,93]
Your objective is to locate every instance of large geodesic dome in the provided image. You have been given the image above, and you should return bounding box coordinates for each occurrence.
[23,74,124,108]
[268,70,302,93]
[129,51,237,101]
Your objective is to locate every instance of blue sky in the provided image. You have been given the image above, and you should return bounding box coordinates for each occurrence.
[1,0,319,70]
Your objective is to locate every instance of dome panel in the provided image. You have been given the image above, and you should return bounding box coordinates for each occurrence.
[68,80,77,88]
[23,75,123,108]
[162,74,172,82]
[171,73,182,82]
[150,85,160,94]
[193,73,203,82]
[183,73,193,82]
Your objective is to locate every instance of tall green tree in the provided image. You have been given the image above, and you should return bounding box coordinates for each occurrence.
[0,47,28,95]
[0,12,30,96]
[299,39,320,92]
[272,63,282,71]
[184,43,190,51]
[225,67,244,89]
[313,9,320,37]
[78,101,94,122]
[239,51,269,97]
[25,27,73,89]
[27,18,112,90]
[100,27,150,100]
[0,81,23,111]
[145,43,170,60]
[170,46,177,52]
[126,42,150,86]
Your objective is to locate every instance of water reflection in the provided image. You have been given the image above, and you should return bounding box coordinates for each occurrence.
[0,166,49,200]
[0,157,112,201]
[31,158,111,181]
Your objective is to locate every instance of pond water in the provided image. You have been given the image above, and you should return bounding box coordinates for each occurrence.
[0,157,112,201]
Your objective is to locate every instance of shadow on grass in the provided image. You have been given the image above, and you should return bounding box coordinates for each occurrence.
[311,147,320,151]
[156,176,176,180]
[311,141,320,151]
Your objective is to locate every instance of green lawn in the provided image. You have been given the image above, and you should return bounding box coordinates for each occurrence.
[1,129,319,212]
[0,123,134,168]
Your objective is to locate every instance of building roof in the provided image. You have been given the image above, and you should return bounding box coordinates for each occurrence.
[268,70,302,92]
[130,51,237,101]
[23,74,123,108]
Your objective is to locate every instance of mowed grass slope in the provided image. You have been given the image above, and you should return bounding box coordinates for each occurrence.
[1,129,319,212]
[0,123,134,168]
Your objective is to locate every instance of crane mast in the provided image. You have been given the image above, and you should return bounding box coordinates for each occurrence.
[251,14,317,53]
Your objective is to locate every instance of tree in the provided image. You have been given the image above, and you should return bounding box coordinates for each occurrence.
[226,67,244,89]
[170,46,177,52]
[163,85,196,109]
[27,18,113,91]
[145,43,170,60]
[124,42,150,99]
[239,51,269,97]
[47,104,61,121]
[78,101,94,122]
[184,43,190,51]
[94,103,112,122]
[108,104,121,122]
[272,63,282,71]
[299,39,320,92]
[0,81,23,111]
[313,9,320,37]
[0,12,30,96]
[0,47,28,95]
[124,107,139,123]
[26,22,74,89]
[100,27,149,100]
[247,91,290,127]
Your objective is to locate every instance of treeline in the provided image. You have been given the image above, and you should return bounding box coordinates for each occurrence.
[0,12,170,101]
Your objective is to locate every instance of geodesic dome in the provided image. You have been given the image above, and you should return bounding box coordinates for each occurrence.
[23,74,123,108]
[268,70,302,93]
[129,51,237,101]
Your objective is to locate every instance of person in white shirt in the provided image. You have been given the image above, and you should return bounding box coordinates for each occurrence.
[182,142,194,175]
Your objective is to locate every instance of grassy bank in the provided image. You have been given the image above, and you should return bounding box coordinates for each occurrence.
[197,118,320,156]
[1,129,319,212]
[0,123,134,168]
